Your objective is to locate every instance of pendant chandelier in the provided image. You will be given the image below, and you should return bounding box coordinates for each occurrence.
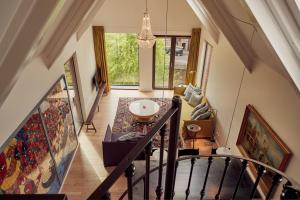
[137,0,156,48]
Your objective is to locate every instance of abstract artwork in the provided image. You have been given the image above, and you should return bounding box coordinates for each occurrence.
[237,105,292,193]
[0,110,60,194]
[39,78,78,182]
[0,76,78,194]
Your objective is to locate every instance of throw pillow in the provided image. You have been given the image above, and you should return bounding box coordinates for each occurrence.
[184,90,193,101]
[193,87,201,94]
[191,101,205,116]
[195,110,211,120]
[188,93,203,107]
[191,103,209,120]
[184,83,194,96]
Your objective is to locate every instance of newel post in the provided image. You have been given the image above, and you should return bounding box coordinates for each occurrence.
[164,96,182,199]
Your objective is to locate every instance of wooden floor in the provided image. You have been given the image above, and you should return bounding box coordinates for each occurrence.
[60,90,213,200]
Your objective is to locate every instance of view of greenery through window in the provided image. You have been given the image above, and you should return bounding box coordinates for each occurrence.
[155,38,170,88]
[105,33,139,85]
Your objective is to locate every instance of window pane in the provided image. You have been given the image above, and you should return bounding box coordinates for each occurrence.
[105,33,139,85]
[173,37,190,86]
[154,37,170,88]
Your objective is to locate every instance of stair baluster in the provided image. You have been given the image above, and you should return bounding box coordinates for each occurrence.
[185,157,196,200]
[125,163,135,200]
[155,124,167,200]
[232,159,248,199]
[249,165,266,199]
[164,96,182,200]
[144,142,153,200]
[265,173,282,200]
[215,157,231,200]
[200,156,213,200]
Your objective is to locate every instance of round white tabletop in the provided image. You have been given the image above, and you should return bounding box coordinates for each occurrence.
[129,99,160,122]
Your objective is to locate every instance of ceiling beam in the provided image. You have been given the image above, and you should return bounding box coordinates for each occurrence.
[41,0,97,68]
[76,0,106,41]
[245,0,300,93]
[201,0,256,72]
[186,0,220,43]
[0,0,60,108]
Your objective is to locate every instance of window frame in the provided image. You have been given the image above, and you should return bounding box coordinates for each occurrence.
[152,35,191,90]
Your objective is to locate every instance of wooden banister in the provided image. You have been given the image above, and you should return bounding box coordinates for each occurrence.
[87,96,181,200]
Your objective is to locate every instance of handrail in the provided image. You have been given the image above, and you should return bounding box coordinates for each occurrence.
[176,154,300,189]
[87,99,179,200]
[118,154,300,199]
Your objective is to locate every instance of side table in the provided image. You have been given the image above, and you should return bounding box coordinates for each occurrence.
[186,124,201,149]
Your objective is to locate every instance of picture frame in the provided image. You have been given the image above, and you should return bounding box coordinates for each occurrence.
[236,105,292,194]
[0,75,78,194]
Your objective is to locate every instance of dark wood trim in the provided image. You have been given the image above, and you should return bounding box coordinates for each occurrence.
[152,35,191,90]
[87,98,179,199]
[169,37,176,88]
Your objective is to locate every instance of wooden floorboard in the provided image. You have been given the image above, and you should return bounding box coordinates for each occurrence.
[61,90,178,200]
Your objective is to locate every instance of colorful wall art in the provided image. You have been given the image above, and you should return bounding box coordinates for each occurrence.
[40,79,78,181]
[237,105,292,194]
[0,76,78,194]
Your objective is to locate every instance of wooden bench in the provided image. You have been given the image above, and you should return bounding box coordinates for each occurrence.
[85,82,106,132]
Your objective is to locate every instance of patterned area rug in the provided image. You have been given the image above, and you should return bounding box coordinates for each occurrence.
[112,97,182,148]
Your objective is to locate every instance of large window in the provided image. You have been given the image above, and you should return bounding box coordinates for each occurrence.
[153,36,190,89]
[105,33,139,86]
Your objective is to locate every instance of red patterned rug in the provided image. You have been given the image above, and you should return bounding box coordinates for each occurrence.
[112,97,182,148]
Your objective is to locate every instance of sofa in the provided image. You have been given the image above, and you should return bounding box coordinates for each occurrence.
[175,86,216,141]
[102,125,144,167]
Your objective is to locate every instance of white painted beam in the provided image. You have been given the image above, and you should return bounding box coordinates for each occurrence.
[0,0,60,108]
[201,0,256,71]
[245,0,300,93]
[186,0,220,43]
[41,0,97,68]
[76,0,106,41]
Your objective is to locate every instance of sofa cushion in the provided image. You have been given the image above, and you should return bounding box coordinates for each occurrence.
[188,93,203,107]
[184,90,194,101]
[191,102,205,116]
[191,103,209,120]
[194,110,211,120]
[184,83,194,96]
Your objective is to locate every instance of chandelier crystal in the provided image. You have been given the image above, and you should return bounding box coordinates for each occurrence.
[137,1,156,48]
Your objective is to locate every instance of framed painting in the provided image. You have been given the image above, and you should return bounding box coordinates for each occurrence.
[0,109,60,194]
[237,105,292,194]
[39,76,78,182]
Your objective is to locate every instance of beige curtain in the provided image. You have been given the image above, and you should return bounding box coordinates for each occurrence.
[92,26,110,93]
[185,28,201,85]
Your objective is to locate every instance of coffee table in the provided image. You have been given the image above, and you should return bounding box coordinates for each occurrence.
[129,99,160,122]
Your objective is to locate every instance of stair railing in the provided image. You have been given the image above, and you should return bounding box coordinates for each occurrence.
[87,96,182,200]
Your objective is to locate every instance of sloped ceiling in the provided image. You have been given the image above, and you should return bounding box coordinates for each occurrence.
[220,0,288,76]
[199,0,289,78]
[92,0,202,34]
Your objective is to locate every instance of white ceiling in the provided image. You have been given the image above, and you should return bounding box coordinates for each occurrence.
[209,0,288,77]
[92,0,202,35]
[0,0,21,42]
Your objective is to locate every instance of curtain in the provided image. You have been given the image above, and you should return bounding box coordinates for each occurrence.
[92,26,110,93]
[185,28,201,85]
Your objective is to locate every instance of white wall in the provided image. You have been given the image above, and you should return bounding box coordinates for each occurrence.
[139,48,153,91]
[204,33,300,183]
[0,27,97,146]
[92,0,202,91]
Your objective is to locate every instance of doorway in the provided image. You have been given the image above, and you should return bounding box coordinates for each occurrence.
[64,54,84,135]
[153,36,191,89]
[199,42,213,95]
